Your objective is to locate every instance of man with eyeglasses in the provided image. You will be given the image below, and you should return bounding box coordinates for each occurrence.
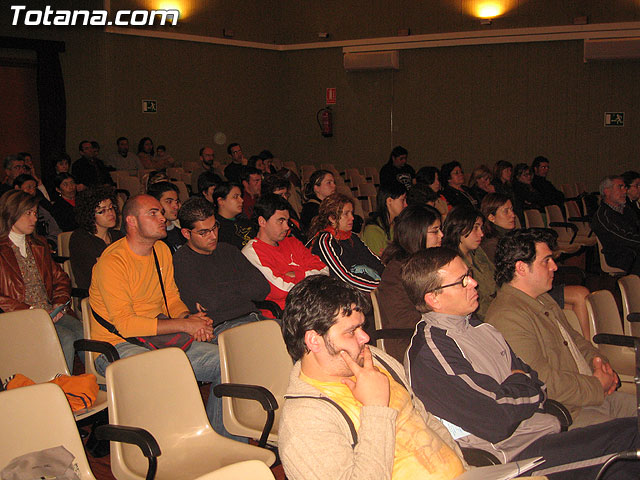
[592,175,640,275]
[0,154,27,197]
[402,246,640,479]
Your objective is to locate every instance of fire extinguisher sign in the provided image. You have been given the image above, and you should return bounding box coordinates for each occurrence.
[326,88,337,105]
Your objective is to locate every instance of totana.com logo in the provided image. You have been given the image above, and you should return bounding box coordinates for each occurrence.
[10,5,179,26]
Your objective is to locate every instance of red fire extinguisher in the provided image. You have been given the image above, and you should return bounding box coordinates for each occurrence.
[317,107,333,137]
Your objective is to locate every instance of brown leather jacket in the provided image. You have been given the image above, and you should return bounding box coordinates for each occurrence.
[0,236,70,312]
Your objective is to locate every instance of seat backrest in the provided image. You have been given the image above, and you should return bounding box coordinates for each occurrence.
[359,183,377,197]
[544,205,573,243]
[618,275,640,336]
[81,297,106,385]
[563,309,587,340]
[596,237,625,275]
[0,309,69,383]
[0,383,96,480]
[585,290,624,343]
[166,167,184,180]
[57,231,73,257]
[523,209,545,228]
[173,181,190,202]
[199,460,275,480]
[218,320,292,441]
[370,289,386,351]
[118,174,142,196]
[105,348,217,477]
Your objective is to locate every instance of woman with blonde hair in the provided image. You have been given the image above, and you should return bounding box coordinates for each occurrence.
[0,190,83,372]
[308,193,383,291]
[468,164,496,204]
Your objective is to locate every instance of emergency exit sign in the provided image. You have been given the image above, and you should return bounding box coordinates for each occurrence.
[326,88,336,105]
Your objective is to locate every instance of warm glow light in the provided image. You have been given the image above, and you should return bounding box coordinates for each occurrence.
[476,2,503,18]
[156,1,186,19]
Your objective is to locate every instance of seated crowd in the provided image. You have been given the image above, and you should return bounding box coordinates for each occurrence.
[1,139,639,479]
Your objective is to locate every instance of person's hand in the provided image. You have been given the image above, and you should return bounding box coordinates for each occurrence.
[340,346,390,407]
[183,311,213,340]
[592,357,616,395]
[600,360,619,395]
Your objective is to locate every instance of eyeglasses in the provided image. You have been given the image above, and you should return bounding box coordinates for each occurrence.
[426,269,473,293]
[191,222,220,237]
[95,205,115,215]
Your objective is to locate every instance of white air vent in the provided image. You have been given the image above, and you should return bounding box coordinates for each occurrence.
[584,37,640,62]
[344,51,400,71]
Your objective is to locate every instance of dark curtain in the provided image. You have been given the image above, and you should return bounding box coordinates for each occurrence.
[36,47,66,180]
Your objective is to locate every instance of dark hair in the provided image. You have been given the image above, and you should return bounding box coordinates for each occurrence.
[480,193,512,238]
[55,153,71,166]
[258,150,274,160]
[116,136,127,145]
[212,181,241,206]
[494,228,557,287]
[304,169,333,200]
[493,161,513,184]
[156,145,166,152]
[621,171,640,188]
[308,193,354,239]
[75,186,118,234]
[178,196,215,231]
[17,152,31,161]
[261,175,289,196]
[197,171,223,195]
[406,183,439,207]
[387,145,408,165]
[531,156,548,171]
[78,140,91,152]
[248,156,263,169]
[240,166,262,184]
[255,193,291,222]
[440,161,462,186]
[282,275,370,361]
[12,174,36,188]
[415,166,439,187]
[54,172,75,189]
[366,181,407,235]
[91,141,100,151]
[137,137,154,156]
[382,205,441,264]
[513,163,531,181]
[442,206,484,253]
[147,181,179,201]
[401,247,459,313]
[227,142,240,155]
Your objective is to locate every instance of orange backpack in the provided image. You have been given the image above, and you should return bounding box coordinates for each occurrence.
[6,373,99,412]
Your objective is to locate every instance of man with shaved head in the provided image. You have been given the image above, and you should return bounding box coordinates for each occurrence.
[89,194,232,437]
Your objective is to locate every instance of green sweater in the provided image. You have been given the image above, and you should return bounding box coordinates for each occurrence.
[462,246,496,321]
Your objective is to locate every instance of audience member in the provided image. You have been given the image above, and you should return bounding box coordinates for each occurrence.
[442,206,495,320]
[248,155,266,174]
[379,145,415,190]
[0,190,82,372]
[190,146,221,192]
[50,173,78,232]
[223,142,245,184]
[622,170,640,217]
[362,181,407,256]
[468,165,495,204]
[44,154,72,199]
[212,182,257,249]
[402,247,640,479]
[147,181,185,254]
[240,166,262,219]
[69,186,124,291]
[0,154,27,197]
[137,137,155,169]
[591,175,640,274]
[278,274,467,480]
[154,145,175,169]
[262,174,305,242]
[481,193,592,340]
[72,140,113,191]
[300,169,336,232]
[18,152,50,201]
[89,194,229,436]
[13,174,60,245]
[263,150,301,188]
[441,161,477,208]
[197,170,223,204]
[413,166,448,217]
[242,194,328,311]
[486,228,636,427]
[109,136,143,171]
[378,204,443,361]
[308,193,383,291]
[491,160,514,199]
[530,156,564,207]
[511,163,544,223]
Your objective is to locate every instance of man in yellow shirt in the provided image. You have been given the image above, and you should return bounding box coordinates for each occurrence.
[278,274,467,480]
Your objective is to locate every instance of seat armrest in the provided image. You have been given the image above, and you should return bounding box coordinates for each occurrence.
[593,333,640,349]
[543,399,572,431]
[96,425,160,480]
[253,300,283,318]
[627,313,640,323]
[213,383,278,448]
[460,447,500,466]
[370,328,413,342]
[567,216,590,223]
[52,255,69,263]
[74,339,120,363]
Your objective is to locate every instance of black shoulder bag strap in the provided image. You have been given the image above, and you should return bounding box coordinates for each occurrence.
[152,247,170,318]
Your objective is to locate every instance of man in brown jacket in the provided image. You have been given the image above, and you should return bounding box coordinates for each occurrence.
[486,228,635,428]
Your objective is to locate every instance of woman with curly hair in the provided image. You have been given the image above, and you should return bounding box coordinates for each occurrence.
[69,186,124,290]
[308,193,383,291]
